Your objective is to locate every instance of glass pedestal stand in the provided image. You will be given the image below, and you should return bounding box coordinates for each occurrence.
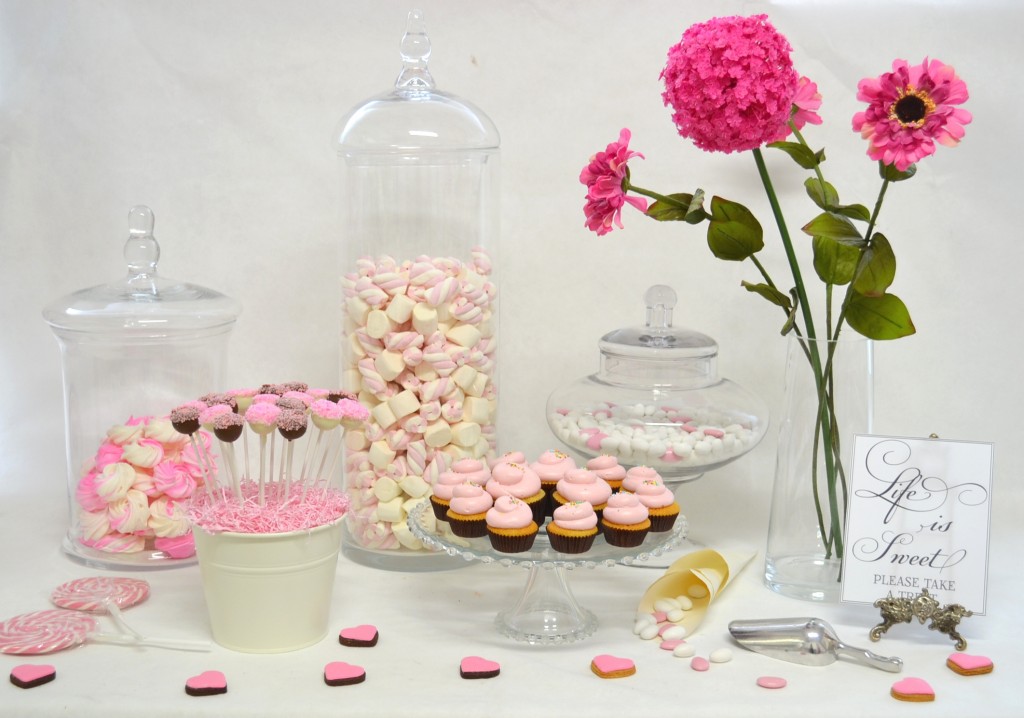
[408,502,686,645]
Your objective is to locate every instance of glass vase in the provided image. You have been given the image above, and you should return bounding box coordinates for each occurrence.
[764,334,873,601]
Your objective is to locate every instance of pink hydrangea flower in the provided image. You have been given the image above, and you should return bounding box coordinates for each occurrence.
[773,76,823,142]
[852,57,971,171]
[661,14,799,154]
[579,128,649,236]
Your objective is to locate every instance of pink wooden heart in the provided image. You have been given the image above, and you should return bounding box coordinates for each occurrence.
[460,656,500,678]
[185,670,227,696]
[891,677,935,701]
[10,664,56,688]
[339,624,378,645]
[324,662,366,685]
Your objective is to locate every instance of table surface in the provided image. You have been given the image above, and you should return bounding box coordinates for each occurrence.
[2,471,1020,718]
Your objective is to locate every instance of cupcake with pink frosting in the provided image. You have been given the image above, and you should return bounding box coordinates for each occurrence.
[586,455,627,492]
[622,465,662,493]
[485,462,546,526]
[430,469,466,520]
[600,492,651,548]
[449,458,491,487]
[530,449,577,514]
[552,469,613,517]
[485,496,538,553]
[445,483,494,538]
[547,500,599,554]
[632,479,680,532]
[489,450,527,468]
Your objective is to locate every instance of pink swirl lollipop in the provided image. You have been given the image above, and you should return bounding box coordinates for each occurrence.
[0,609,98,655]
[50,577,150,613]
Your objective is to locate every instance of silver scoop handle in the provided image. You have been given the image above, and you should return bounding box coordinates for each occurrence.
[835,641,903,673]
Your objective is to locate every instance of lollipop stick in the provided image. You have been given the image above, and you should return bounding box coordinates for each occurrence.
[313,428,338,487]
[300,428,324,485]
[258,433,268,506]
[283,441,296,502]
[324,433,347,490]
[88,631,211,652]
[189,434,215,500]
[242,429,251,482]
[268,432,277,498]
[218,439,242,501]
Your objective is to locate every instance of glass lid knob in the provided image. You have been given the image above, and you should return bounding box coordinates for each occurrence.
[395,9,435,93]
[123,205,160,295]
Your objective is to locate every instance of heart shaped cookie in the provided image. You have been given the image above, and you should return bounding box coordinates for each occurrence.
[460,656,500,679]
[324,661,366,686]
[947,652,994,676]
[891,677,935,702]
[590,654,636,679]
[10,664,56,689]
[339,624,379,647]
[185,670,227,697]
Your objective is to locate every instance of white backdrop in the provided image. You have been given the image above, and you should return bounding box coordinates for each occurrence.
[1,0,1020,524]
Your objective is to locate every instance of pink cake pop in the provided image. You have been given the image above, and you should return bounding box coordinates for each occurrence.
[226,387,257,412]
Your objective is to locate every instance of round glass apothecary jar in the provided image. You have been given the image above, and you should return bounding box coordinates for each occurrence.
[43,206,241,570]
[334,10,500,570]
[546,285,769,486]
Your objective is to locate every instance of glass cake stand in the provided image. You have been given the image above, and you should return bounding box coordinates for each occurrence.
[407,502,686,645]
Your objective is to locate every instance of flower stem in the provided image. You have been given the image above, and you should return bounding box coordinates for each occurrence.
[753,148,842,558]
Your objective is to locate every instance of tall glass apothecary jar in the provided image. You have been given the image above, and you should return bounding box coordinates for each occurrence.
[43,206,240,569]
[335,10,500,569]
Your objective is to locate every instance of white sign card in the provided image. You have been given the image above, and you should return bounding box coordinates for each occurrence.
[841,435,994,612]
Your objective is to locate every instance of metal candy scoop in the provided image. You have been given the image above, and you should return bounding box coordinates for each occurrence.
[729,617,903,673]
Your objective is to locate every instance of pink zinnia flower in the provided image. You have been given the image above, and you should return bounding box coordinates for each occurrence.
[579,128,649,236]
[852,58,971,171]
[661,15,799,154]
[773,76,823,141]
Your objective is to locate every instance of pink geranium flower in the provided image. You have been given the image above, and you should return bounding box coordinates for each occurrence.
[579,128,649,236]
[773,76,823,142]
[852,58,971,171]
[661,14,799,154]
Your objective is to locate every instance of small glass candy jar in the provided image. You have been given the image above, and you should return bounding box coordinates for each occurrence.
[546,285,768,485]
[334,11,500,568]
[43,206,240,569]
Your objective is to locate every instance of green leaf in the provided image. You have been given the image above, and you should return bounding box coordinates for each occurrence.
[767,141,821,169]
[832,203,872,222]
[804,178,839,211]
[879,162,917,182]
[646,190,707,224]
[845,291,916,340]
[803,179,871,222]
[853,233,896,297]
[780,288,800,335]
[741,281,793,311]
[707,196,764,261]
[801,212,864,245]
[812,236,861,285]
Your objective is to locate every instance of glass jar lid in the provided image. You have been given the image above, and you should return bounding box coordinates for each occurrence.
[43,206,241,337]
[599,285,717,361]
[334,9,499,154]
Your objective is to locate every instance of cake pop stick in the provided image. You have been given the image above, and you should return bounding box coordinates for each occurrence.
[277,409,308,502]
[304,400,343,493]
[245,403,280,506]
[212,412,245,500]
[320,398,372,488]
[170,404,216,499]
[198,405,232,497]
